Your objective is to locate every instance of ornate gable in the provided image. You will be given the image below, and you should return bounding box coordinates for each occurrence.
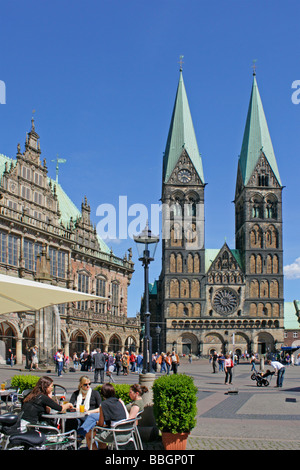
[167,149,204,186]
[207,243,244,285]
[247,151,281,189]
[207,244,244,316]
[0,121,61,226]
[74,197,101,252]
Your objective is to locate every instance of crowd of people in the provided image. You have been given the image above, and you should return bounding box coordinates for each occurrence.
[51,349,182,380]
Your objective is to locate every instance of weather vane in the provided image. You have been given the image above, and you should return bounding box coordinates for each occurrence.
[252,59,257,76]
[179,55,184,71]
[51,154,66,184]
[31,109,36,130]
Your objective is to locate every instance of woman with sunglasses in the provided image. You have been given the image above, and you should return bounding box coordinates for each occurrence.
[66,376,102,433]
[69,376,101,412]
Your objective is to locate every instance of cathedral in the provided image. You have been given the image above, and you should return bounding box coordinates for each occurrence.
[152,67,284,357]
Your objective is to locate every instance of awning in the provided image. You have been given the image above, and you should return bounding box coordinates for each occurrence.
[0,273,105,314]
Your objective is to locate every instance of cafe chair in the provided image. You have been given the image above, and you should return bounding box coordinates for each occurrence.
[90,418,139,450]
[26,423,77,450]
[133,411,143,450]
[6,388,31,413]
[52,384,67,400]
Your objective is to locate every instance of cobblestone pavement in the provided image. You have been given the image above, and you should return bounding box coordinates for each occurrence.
[1,358,300,450]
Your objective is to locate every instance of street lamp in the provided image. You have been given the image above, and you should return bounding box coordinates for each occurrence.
[134,222,159,374]
[155,325,161,354]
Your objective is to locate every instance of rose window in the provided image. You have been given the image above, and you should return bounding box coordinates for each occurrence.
[212,288,238,314]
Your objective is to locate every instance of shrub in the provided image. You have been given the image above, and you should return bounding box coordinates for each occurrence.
[94,383,131,405]
[152,374,198,434]
[10,375,40,392]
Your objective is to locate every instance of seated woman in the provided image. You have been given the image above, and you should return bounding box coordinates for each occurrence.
[78,383,148,449]
[88,383,128,450]
[21,376,73,431]
[69,376,102,411]
[66,376,102,432]
[126,383,148,418]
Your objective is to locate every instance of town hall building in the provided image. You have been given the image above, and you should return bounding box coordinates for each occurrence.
[0,118,138,365]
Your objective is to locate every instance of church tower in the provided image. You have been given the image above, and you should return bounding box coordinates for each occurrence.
[160,67,206,353]
[235,71,284,350]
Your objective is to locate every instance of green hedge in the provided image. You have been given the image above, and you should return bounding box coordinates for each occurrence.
[94,383,131,405]
[152,374,198,434]
[10,376,132,404]
[10,375,40,392]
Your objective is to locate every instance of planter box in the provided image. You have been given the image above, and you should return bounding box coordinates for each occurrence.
[162,432,189,450]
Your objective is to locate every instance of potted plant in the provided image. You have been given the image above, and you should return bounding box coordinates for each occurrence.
[152,373,197,450]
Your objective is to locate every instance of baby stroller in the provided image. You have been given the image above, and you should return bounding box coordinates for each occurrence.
[251,369,275,387]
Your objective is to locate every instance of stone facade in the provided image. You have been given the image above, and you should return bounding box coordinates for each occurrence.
[151,71,284,357]
[0,120,138,365]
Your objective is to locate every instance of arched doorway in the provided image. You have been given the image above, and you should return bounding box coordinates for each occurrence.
[108,334,122,353]
[69,330,87,356]
[22,325,35,368]
[0,321,17,362]
[256,332,275,355]
[179,333,198,355]
[90,333,105,352]
[203,332,224,356]
[125,336,137,353]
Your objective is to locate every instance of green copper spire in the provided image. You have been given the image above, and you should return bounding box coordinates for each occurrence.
[238,73,281,186]
[163,70,204,184]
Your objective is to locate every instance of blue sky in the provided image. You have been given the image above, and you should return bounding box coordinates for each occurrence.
[1,0,300,316]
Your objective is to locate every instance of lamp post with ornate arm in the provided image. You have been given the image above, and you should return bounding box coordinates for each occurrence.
[134,223,159,374]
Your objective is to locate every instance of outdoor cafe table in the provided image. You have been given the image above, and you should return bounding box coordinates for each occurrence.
[0,389,15,398]
[42,410,87,433]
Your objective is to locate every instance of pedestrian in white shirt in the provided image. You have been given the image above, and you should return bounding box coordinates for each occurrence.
[267,360,285,387]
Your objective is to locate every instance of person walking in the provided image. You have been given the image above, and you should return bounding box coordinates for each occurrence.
[212,351,218,373]
[122,351,130,375]
[56,349,64,377]
[7,349,14,367]
[130,352,137,372]
[80,351,89,371]
[171,350,180,374]
[165,352,172,375]
[250,354,257,372]
[115,351,122,376]
[159,353,167,373]
[30,346,39,370]
[136,352,143,374]
[218,353,225,372]
[107,352,115,373]
[73,352,79,370]
[93,349,106,383]
[224,354,233,384]
[267,359,286,388]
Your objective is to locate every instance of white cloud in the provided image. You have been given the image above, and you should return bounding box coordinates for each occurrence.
[284,257,300,279]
